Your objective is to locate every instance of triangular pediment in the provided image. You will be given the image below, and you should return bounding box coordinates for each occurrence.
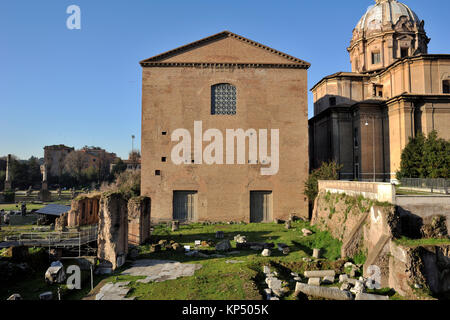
[140,31,310,67]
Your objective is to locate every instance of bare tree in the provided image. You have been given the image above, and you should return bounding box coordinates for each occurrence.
[64,151,88,183]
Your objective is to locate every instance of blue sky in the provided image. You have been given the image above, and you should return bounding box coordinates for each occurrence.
[1,0,449,160]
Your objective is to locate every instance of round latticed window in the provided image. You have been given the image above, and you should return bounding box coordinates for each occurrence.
[211,83,237,115]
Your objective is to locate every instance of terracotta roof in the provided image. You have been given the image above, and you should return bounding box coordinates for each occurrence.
[140,31,310,68]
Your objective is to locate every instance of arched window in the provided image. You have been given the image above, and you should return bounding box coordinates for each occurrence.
[211,83,236,115]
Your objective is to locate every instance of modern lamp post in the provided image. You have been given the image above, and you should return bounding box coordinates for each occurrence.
[364,116,376,182]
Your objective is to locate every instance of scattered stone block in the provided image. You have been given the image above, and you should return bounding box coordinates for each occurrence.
[312,248,321,259]
[268,278,282,291]
[293,277,302,281]
[7,294,22,300]
[263,266,271,274]
[261,249,271,257]
[322,275,335,284]
[340,282,351,291]
[215,240,231,251]
[233,234,247,243]
[295,282,353,301]
[302,257,312,262]
[355,293,389,301]
[171,220,179,232]
[304,270,335,278]
[350,280,365,295]
[285,220,291,229]
[308,277,321,286]
[301,228,313,236]
[339,274,349,283]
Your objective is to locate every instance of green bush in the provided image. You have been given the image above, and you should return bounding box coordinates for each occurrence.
[303,161,342,203]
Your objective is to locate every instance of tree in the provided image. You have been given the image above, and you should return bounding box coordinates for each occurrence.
[110,158,127,178]
[64,151,89,186]
[397,130,449,179]
[304,161,342,203]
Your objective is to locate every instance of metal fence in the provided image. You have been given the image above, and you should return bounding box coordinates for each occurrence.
[400,178,449,194]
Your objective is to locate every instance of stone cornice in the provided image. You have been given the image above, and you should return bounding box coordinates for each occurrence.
[141,62,309,69]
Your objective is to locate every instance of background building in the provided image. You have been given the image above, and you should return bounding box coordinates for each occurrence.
[309,0,450,181]
[44,145,74,178]
[141,31,310,222]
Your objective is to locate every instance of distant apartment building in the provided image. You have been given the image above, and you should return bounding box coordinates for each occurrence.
[80,146,118,170]
[44,145,75,177]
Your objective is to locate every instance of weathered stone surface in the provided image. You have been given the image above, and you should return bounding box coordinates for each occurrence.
[340,282,351,291]
[312,248,321,259]
[127,196,151,246]
[263,266,270,274]
[268,278,282,291]
[97,192,128,270]
[355,293,389,300]
[339,274,349,283]
[308,277,321,286]
[123,259,202,285]
[233,234,247,244]
[261,249,271,257]
[215,240,231,251]
[304,270,335,278]
[67,194,100,228]
[295,282,353,300]
[350,280,365,294]
[171,220,179,232]
[322,275,335,284]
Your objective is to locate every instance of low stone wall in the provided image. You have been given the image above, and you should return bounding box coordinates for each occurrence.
[396,196,450,236]
[389,242,450,297]
[67,194,101,227]
[318,180,396,203]
[128,196,151,246]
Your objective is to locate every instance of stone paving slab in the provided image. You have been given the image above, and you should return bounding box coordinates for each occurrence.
[122,259,203,284]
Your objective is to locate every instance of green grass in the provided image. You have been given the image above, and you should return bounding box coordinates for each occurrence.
[84,221,343,300]
[0,203,46,211]
[394,236,450,247]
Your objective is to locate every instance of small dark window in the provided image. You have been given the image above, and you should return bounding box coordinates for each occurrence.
[443,80,450,94]
[162,131,167,136]
[372,52,381,65]
[378,90,383,97]
[329,97,336,106]
[155,170,161,176]
[354,128,359,147]
[401,48,409,58]
[161,157,167,162]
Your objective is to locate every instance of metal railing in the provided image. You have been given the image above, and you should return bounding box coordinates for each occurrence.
[399,178,449,194]
[5,225,98,252]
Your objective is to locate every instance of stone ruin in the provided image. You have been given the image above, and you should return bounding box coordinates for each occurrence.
[67,194,101,228]
[97,192,129,270]
[96,192,152,270]
[128,197,151,246]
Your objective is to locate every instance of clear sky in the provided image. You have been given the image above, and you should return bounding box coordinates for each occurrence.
[1,0,449,160]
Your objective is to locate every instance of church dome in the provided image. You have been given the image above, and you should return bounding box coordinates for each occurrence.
[355,0,421,35]
[349,0,429,73]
